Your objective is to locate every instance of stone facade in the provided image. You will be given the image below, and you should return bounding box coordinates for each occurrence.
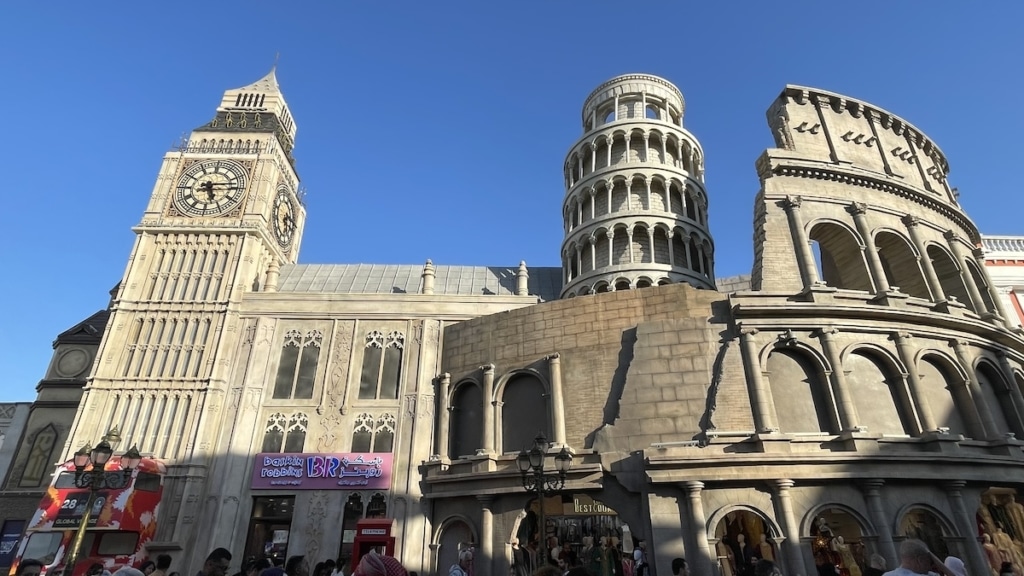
[16,71,1024,576]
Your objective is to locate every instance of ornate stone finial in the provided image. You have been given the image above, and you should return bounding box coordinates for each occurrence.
[264,259,281,293]
[516,261,529,296]
[421,259,436,295]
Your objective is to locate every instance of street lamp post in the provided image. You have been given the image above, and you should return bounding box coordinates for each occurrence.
[62,436,141,576]
[516,432,572,569]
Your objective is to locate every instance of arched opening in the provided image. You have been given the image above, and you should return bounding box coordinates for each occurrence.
[767,348,835,434]
[966,260,998,315]
[657,278,671,286]
[977,362,1017,436]
[614,279,630,291]
[669,183,684,215]
[339,493,364,560]
[595,230,610,268]
[629,179,647,210]
[689,239,702,275]
[437,519,475,576]
[875,231,930,299]
[595,283,611,293]
[635,278,652,289]
[645,105,660,120]
[501,374,549,453]
[713,509,777,576]
[672,233,687,267]
[684,188,697,220]
[581,194,593,225]
[610,181,628,213]
[632,226,652,264]
[899,508,951,558]
[610,135,627,165]
[926,245,972,309]
[581,243,595,274]
[809,222,873,292]
[808,508,869,576]
[449,382,483,458]
[612,229,630,266]
[845,350,912,435]
[595,140,610,170]
[918,355,970,437]
[652,228,670,264]
[649,179,667,212]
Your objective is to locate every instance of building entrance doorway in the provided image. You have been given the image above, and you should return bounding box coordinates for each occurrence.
[712,510,774,576]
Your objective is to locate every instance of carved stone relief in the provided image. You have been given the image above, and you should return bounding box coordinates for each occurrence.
[305,490,329,562]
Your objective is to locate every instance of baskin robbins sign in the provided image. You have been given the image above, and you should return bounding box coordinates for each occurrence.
[252,453,393,490]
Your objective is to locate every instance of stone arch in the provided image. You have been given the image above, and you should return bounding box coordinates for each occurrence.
[449,380,483,458]
[613,277,631,291]
[915,351,971,438]
[496,369,551,454]
[708,503,784,567]
[632,224,652,263]
[975,359,1017,436]
[925,244,972,309]
[965,259,998,315]
[894,504,956,558]
[874,229,930,299]
[800,503,876,538]
[433,514,478,576]
[808,220,873,292]
[840,344,914,435]
[765,346,837,434]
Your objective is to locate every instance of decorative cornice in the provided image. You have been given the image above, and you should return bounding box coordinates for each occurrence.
[768,163,979,244]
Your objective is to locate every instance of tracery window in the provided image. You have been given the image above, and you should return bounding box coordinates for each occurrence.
[273,330,322,399]
[358,331,404,400]
[350,412,396,453]
[261,412,308,453]
[20,424,58,487]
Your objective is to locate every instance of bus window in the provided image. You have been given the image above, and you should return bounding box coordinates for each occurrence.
[22,532,62,564]
[53,472,77,489]
[96,533,139,556]
[135,472,160,492]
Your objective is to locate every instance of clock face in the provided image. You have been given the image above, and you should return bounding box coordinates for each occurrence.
[273,187,297,247]
[173,159,249,216]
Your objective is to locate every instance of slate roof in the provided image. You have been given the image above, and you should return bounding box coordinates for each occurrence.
[54,310,110,346]
[277,264,564,302]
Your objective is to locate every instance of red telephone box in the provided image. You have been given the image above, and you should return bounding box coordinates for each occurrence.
[352,518,397,568]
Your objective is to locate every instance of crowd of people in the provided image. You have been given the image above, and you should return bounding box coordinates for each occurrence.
[11,538,1017,576]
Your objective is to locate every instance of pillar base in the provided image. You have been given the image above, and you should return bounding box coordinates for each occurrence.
[986,433,1024,457]
[919,430,963,454]
[752,432,793,453]
[870,290,909,308]
[800,284,838,303]
[837,429,880,452]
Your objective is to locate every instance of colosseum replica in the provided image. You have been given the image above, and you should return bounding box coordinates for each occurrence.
[7,71,1024,576]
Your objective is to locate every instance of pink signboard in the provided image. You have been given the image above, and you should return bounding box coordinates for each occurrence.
[251,453,393,490]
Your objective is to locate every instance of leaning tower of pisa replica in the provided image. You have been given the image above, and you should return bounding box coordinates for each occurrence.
[560,74,715,298]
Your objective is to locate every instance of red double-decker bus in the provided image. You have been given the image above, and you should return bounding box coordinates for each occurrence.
[9,456,165,576]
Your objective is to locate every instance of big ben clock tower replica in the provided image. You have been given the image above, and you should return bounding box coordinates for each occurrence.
[64,68,304,553]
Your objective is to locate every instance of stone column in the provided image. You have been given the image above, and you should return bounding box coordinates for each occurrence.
[627,230,635,263]
[951,340,997,440]
[589,189,596,220]
[860,480,897,567]
[783,196,820,289]
[902,216,945,302]
[944,481,989,576]
[667,231,675,267]
[944,231,990,315]
[422,260,436,295]
[516,262,529,296]
[481,364,496,454]
[436,373,451,459]
[548,354,567,445]
[848,203,890,293]
[816,327,861,432]
[264,259,280,292]
[478,495,495,576]
[893,332,936,433]
[738,328,778,433]
[685,481,712,576]
[590,144,597,175]
[606,231,614,267]
[771,480,803,576]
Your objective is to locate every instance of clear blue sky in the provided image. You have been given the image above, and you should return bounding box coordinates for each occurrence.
[2,3,1022,401]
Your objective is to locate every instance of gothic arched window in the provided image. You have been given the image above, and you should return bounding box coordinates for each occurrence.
[358,331,404,400]
[350,413,396,453]
[20,424,58,487]
[273,330,322,399]
[261,412,307,453]
[284,413,309,452]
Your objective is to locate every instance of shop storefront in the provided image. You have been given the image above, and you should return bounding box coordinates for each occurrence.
[515,493,629,570]
[244,452,394,562]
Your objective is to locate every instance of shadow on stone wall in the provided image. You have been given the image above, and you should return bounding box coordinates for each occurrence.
[584,328,637,449]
